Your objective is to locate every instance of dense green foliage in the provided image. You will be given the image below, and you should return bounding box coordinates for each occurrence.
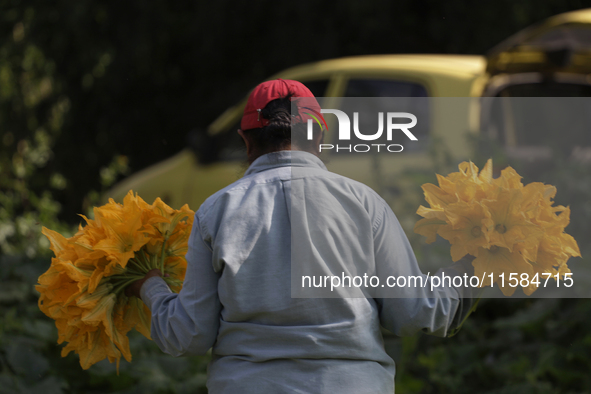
[396,298,591,393]
[2,1,591,393]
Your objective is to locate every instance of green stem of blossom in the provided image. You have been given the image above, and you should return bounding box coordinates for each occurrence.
[127,247,163,274]
[113,277,141,296]
[130,258,146,273]
[108,274,146,280]
[159,234,170,275]
[124,263,146,275]
[109,241,179,295]
[135,249,153,271]
[447,286,486,338]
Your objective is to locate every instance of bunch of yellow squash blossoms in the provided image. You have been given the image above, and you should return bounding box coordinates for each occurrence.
[36,191,194,371]
[414,159,580,296]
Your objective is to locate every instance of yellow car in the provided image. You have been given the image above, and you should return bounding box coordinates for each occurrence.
[108,8,591,211]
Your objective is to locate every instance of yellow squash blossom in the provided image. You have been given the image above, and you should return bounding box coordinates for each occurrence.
[482,189,542,252]
[437,201,491,261]
[37,190,194,371]
[415,159,580,296]
[472,244,535,296]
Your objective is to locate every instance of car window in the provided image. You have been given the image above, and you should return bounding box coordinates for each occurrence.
[495,83,591,98]
[302,80,329,97]
[335,78,430,152]
[484,87,591,161]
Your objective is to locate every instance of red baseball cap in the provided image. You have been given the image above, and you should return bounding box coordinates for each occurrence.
[241,79,325,131]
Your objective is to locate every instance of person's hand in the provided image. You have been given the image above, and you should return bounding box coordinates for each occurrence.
[125,269,164,299]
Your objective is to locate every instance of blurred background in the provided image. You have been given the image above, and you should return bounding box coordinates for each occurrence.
[2,1,591,393]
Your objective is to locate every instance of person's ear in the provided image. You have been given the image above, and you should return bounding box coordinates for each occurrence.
[238,129,251,155]
[311,127,324,153]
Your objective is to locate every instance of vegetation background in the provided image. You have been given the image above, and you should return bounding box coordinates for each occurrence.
[1,1,591,393]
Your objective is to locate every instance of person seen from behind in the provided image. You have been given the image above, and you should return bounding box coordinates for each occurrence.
[126,79,474,393]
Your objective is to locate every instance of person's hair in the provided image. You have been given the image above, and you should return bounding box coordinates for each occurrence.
[242,95,321,157]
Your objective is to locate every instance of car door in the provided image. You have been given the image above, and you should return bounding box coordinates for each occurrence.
[480,8,591,175]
